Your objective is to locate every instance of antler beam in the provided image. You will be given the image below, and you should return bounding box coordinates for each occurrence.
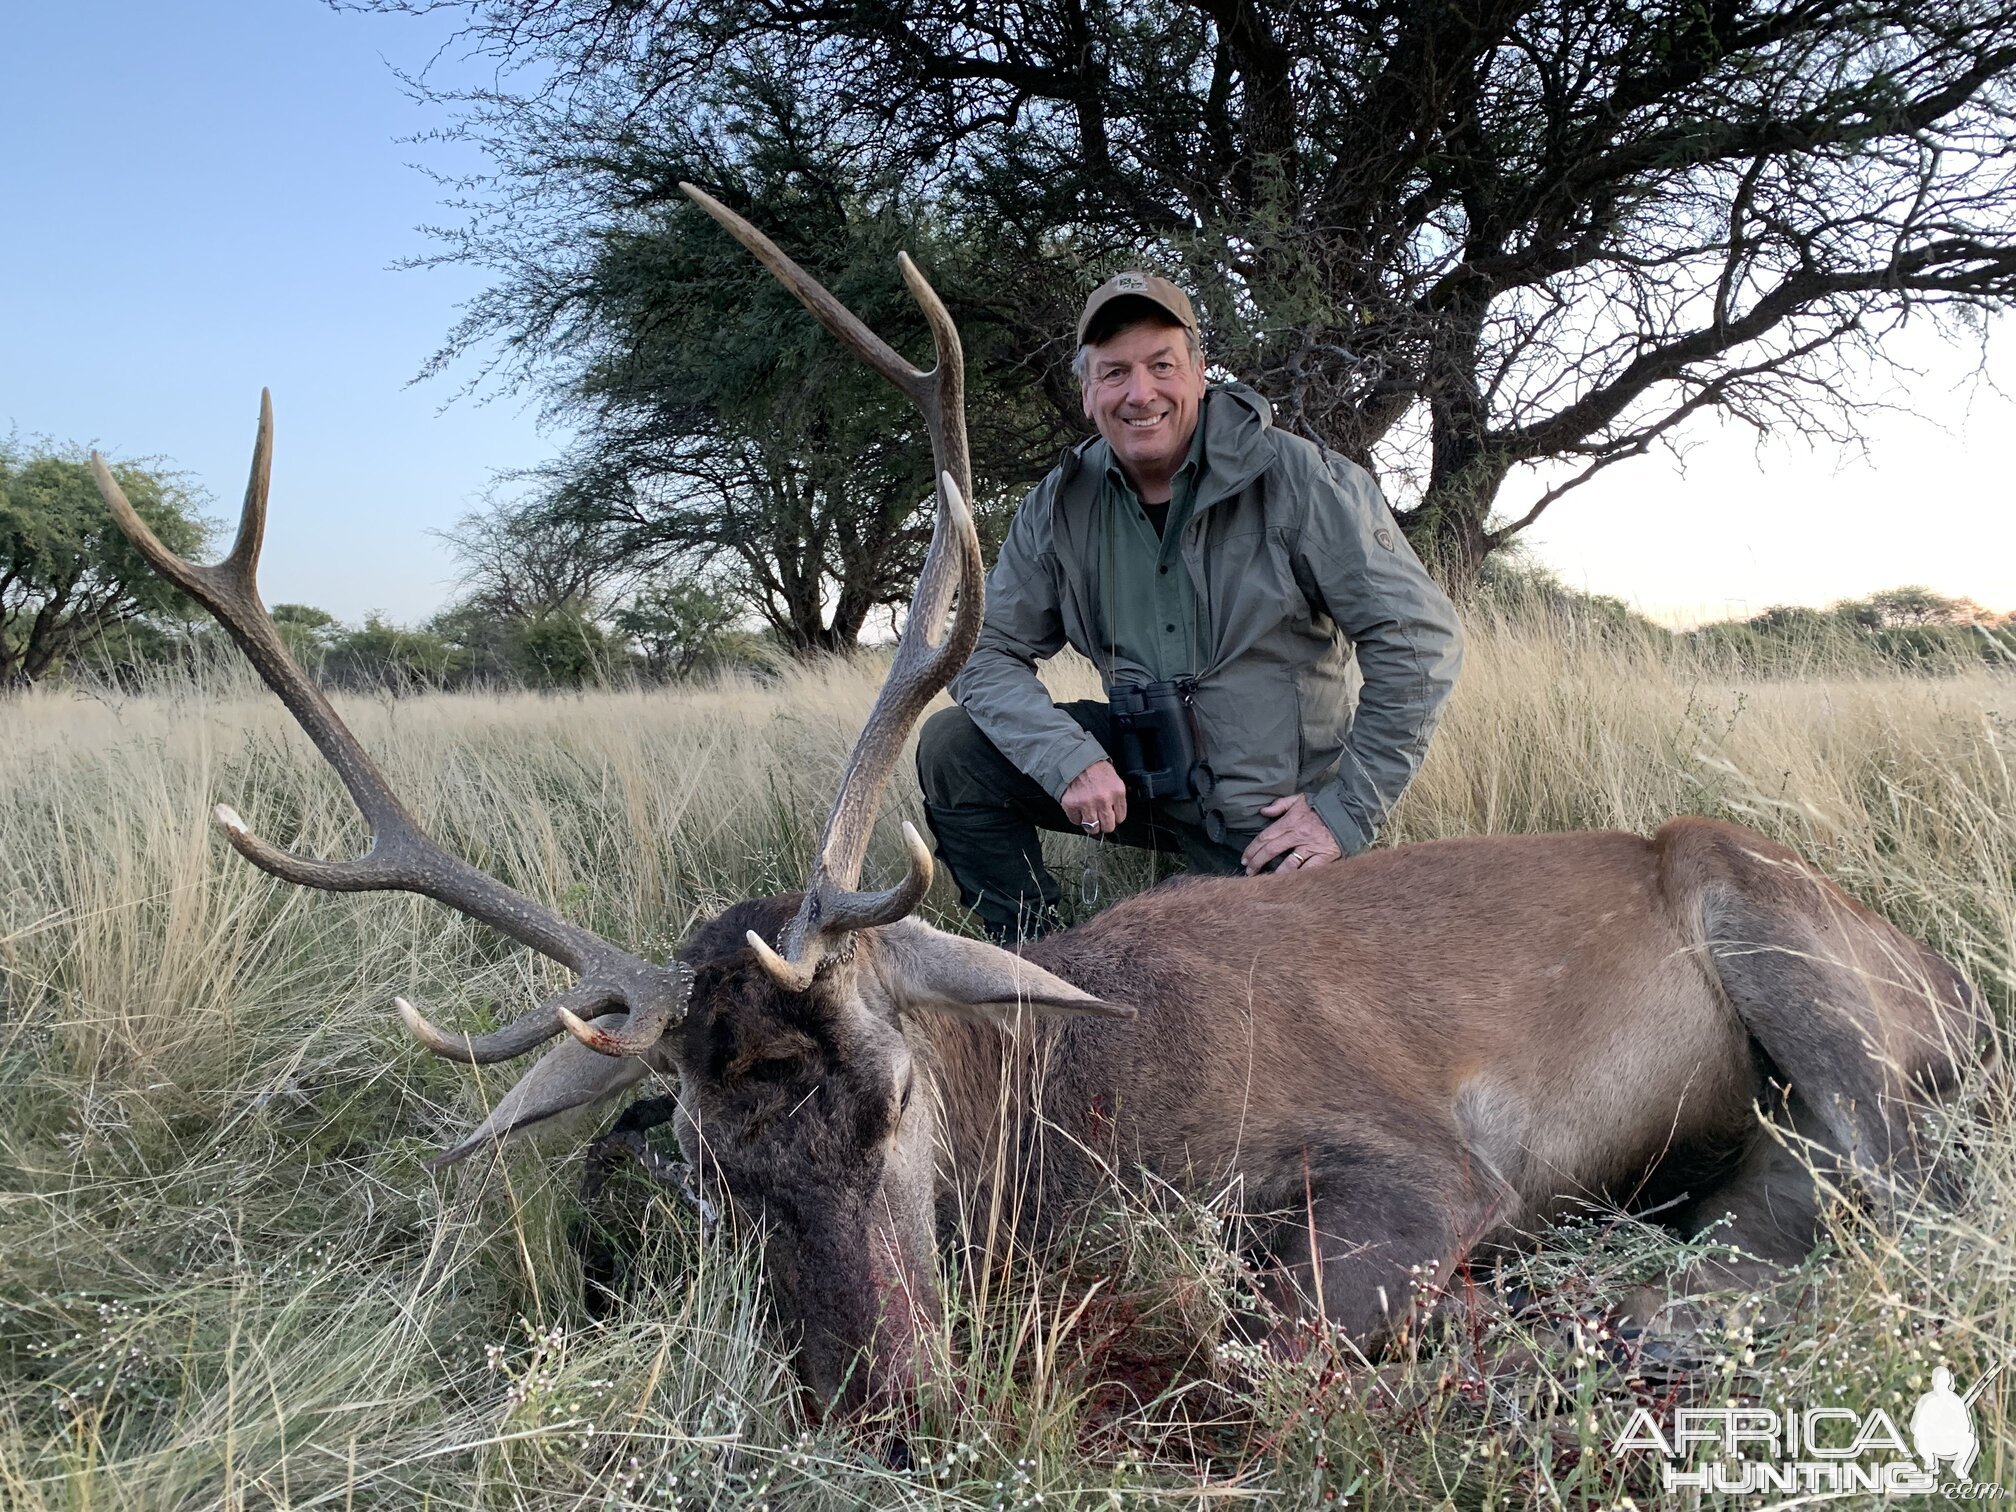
[680,183,986,990]
[681,183,987,987]
[92,393,692,1063]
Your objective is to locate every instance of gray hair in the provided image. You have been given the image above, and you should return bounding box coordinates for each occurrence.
[1072,322,1203,386]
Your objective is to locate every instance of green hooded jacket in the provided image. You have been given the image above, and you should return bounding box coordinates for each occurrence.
[950,383,1464,853]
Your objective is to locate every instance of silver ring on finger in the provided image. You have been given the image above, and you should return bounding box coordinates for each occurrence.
[1290,848,1310,865]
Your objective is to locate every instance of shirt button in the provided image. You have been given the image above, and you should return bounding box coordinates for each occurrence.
[1164,623,1176,633]
[1158,566,1168,575]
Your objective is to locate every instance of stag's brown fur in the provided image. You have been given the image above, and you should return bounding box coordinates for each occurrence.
[665,817,1985,1403]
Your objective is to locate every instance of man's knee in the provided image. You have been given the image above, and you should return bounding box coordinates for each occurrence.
[916,704,993,805]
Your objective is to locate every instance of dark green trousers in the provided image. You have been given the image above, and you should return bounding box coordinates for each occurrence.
[915,701,1250,938]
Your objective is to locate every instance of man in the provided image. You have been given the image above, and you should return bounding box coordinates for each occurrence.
[916,271,1463,940]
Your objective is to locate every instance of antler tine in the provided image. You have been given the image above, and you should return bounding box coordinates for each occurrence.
[554,961,694,1056]
[684,185,985,985]
[813,820,936,933]
[221,388,273,579]
[897,251,971,502]
[681,183,972,507]
[396,983,616,1064]
[94,396,693,1063]
[94,396,405,842]
[682,185,928,396]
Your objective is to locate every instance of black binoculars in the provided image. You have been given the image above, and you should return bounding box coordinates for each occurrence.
[1109,677,1213,801]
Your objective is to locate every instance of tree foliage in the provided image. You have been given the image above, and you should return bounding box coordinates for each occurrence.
[613,580,748,680]
[369,0,2016,581]
[0,442,208,688]
[1687,584,2016,669]
[501,604,620,686]
[320,613,463,691]
[1837,585,2006,629]
[411,59,1068,650]
[272,603,344,667]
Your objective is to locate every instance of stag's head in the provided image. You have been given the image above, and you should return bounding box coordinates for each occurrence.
[93,187,1126,1420]
[654,895,1118,1413]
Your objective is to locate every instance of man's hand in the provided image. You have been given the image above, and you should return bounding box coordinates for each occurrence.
[1062,759,1128,835]
[1242,793,1343,875]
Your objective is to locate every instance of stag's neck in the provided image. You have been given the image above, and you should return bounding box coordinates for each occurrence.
[908,1000,1112,1230]
[912,1011,1015,1175]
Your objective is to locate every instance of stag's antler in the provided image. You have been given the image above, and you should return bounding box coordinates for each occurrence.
[101,197,982,1076]
[91,394,693,1062]
[679,184,985,991]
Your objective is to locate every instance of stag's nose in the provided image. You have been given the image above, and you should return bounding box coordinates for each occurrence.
[796,1232,940,1421]
[802,1323,923,1423]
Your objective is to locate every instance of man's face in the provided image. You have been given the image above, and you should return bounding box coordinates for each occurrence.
[1079,319,1207,486]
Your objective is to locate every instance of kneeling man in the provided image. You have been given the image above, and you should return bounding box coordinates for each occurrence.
[918,273,1463,941]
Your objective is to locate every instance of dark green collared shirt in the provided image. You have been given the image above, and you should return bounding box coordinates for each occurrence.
[1096,412,1208,682]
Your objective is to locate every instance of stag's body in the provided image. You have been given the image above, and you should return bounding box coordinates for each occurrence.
[1006,825,1832,1232]
[672,817,1983,1392]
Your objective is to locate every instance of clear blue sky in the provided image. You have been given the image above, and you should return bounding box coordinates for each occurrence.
[2,0,556,624]
[6,0,2014,626]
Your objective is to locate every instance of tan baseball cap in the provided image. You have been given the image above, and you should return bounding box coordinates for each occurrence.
[1076,271,1199,346]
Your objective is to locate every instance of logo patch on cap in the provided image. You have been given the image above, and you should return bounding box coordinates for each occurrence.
[1115,274,1148,292]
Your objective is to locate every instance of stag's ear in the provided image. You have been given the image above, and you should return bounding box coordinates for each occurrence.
[870,917,1133,1024]
[429,1033,651,1167]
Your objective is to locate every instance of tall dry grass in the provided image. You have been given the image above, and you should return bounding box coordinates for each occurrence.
[1,613,2011,1509]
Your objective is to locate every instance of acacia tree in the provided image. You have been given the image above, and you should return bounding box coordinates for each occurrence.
[1838,585,2003,628]
[367,0,2016,581]
[440,491,636,623]
[613,580,744,679]
[0,443,208,687]
[407,59,1070,651]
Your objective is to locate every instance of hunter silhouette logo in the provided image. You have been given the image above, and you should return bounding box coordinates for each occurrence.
[1615,1356,2008,1496]
[1911,1361,2005,1480]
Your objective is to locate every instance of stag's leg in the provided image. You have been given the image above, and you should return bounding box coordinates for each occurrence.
[578,1095,717,1229]
[1252,1146,1508,1354]
[1615,1091,1843,1350]
[1677,1091,1837,1268]
[1662,819,1987,1208]
[579,1095,683,1201]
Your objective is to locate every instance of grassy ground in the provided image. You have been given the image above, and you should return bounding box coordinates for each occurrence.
[2,616,2012,1509]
